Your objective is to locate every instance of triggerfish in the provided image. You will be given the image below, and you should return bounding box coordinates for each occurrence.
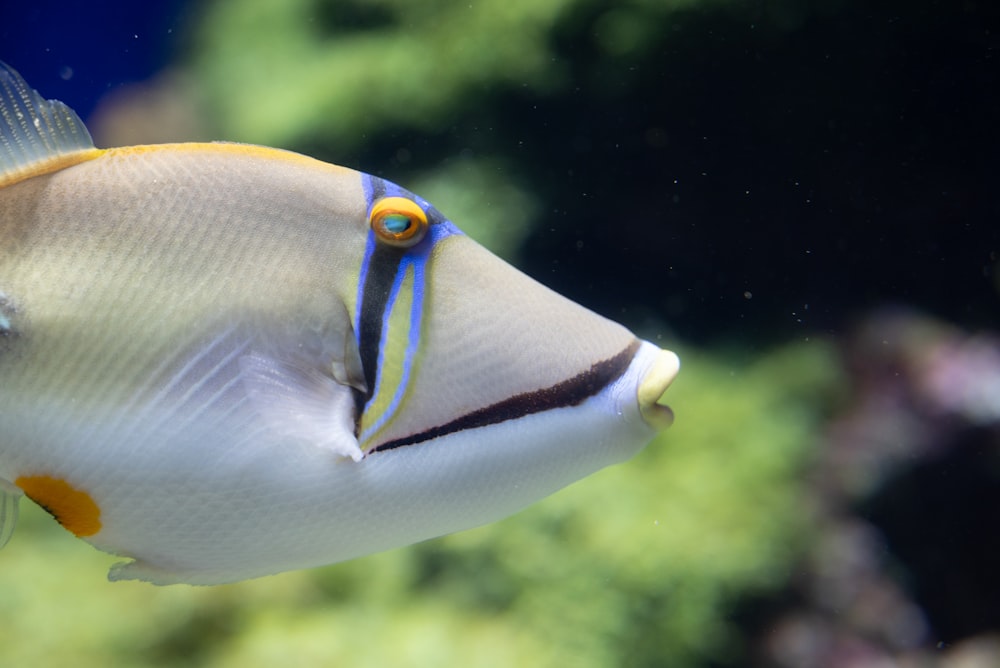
[0,62,679,585]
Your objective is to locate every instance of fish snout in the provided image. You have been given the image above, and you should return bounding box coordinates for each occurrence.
[637,348,680,430]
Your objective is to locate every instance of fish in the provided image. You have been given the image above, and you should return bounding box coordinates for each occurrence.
[0,61,679,585]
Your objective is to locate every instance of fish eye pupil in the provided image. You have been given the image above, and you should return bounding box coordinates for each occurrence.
[383,213,412,235]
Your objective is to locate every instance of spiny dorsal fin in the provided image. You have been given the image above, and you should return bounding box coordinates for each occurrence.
[0,62,99,186]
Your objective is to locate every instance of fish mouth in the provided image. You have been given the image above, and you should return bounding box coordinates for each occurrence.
[637,348,681,430]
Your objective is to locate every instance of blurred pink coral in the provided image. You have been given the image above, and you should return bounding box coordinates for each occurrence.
[756,309,1000,668]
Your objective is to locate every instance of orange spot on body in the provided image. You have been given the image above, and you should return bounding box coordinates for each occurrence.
[15,475,102,537]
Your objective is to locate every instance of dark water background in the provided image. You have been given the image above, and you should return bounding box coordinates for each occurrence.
[4,0,997,345]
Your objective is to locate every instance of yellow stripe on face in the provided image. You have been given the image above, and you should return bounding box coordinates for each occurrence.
[358,261,419,446]
[15,475,102,537]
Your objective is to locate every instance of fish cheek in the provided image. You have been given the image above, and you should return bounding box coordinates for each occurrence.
[15,475,102,537]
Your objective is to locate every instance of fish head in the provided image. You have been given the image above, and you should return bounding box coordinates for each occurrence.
[346,175,679,460]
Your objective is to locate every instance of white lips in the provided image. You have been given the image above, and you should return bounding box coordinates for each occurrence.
[637,348,681,430]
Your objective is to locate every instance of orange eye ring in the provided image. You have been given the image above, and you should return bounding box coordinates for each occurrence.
[370,197,429,247]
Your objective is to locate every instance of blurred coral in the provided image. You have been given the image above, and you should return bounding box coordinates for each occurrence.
[755,309,1000,668]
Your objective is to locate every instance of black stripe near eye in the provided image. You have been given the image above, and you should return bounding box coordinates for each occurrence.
[354,243,406,417]
[371,338,641,452]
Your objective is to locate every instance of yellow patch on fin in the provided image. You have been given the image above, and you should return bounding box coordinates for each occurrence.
[15,475,102,537]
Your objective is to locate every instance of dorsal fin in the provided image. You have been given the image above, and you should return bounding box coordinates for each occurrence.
[0,62,100,186]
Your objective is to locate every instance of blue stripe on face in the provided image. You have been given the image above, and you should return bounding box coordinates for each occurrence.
[358,252,424,442]
[354,229,378,355]
[354,174,460,441]
[354,175,459,351]
[353,176,382,350]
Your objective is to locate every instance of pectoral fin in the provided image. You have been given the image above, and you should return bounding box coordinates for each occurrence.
[0,478,22,550]
[239,352,362,461]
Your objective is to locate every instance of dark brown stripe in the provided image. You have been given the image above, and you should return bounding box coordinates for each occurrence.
[371,338,641,453]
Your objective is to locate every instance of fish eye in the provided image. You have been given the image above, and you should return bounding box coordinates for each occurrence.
[370,197,429,247]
